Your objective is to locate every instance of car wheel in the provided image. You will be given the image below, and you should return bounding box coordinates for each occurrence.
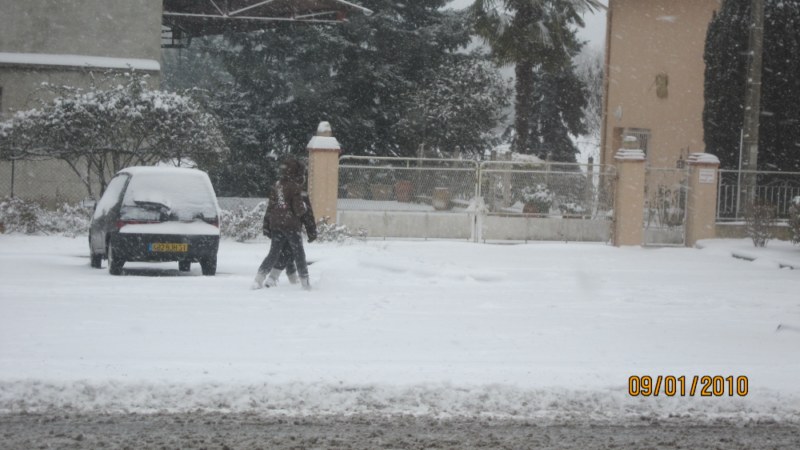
[108,243,124,275]
[90,252,103,268]
[179,260,191,272]
[200,256,217,276]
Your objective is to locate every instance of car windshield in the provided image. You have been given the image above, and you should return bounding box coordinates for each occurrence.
[120,171,218,221]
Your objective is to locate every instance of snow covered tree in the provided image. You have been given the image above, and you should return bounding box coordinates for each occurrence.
[575,47,604,158]
[469,0,602,158]
[703,0,750,171]
[527,36,588,162]
[0,72,228,197]
[163,42,280,197]
[393,55,512,156]
[202,1,509,158]
[704,0,800,171]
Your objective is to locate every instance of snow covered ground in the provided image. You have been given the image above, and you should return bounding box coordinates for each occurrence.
[1,234,799,424]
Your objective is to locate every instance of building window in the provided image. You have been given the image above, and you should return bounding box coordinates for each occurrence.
[612,127,651,163]
[623,127,651,154]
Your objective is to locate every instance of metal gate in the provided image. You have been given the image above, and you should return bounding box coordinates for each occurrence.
[643,166,689,246]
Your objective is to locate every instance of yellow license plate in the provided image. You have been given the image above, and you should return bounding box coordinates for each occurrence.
[149,243,188,252]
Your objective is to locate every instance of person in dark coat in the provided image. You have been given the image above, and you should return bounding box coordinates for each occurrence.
[252,158,312,290]
[261,192,317,286]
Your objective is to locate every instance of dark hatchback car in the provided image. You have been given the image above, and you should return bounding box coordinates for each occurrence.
[89,166,221,275]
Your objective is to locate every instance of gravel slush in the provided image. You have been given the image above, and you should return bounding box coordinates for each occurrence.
[2,412,799,449]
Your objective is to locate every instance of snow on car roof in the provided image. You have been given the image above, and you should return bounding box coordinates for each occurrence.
[119,166,208,176]
[119,166,220,219]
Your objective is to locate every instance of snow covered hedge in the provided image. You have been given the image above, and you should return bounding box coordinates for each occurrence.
[0,197,92,237]
[0,72,228,197]
[220,202,267,243]
[0,197,368,243]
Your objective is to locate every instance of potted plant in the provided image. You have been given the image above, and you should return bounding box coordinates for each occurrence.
[369,170,395,201]
[394,177,414,203]
[433,187,451,210]
[559,201,588,219]
[521,184,553,215]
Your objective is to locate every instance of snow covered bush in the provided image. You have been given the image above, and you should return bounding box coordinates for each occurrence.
[0,197,371,244]
[219,202,267,243]
[521,184,553,214]
[316,217,367,243]
[0,197,39,234]
[788,196,800,245]
[744,202,778,248]
[0,71,228,197]
[558,201,588,217]
[0,197,91,237]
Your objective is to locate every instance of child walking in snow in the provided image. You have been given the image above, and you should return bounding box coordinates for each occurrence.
[261,192,317,287]
[252,158,312,290]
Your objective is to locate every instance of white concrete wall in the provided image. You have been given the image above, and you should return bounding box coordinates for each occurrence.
[338,211,612,242]
[482,216,611,242]
[338,211,474,240]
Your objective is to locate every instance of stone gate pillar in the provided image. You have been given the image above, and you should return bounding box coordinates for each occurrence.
[307,122,341,224]
[613,136,646,246]
[685,153,720,247]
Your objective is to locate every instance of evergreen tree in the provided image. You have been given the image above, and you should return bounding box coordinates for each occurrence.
[162,1,512,195]
[210,1,508,157]
[163,39,279,197]
[527,31,587,162]
[575,47,604,157]
[760,0,800,171]
[703,0,750,170]
[470,0,601,158]
[704,0,800,171]
[393,55,512,156]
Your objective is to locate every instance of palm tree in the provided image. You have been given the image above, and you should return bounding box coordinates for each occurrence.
[470,0,603,155]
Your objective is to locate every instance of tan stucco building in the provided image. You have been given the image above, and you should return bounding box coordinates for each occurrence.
[600,0,722,169]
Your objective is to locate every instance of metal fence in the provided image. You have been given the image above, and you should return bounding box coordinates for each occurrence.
[717,169,800,221]
[338,156,480,212]
[477,160,615,219]
[338,156,615,219]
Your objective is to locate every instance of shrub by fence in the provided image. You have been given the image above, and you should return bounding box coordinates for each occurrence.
[0,196,366,244]
[0,196,92,237]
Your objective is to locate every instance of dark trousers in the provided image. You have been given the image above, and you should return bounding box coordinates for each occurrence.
[275,245,297,275]
[258,230,308,278]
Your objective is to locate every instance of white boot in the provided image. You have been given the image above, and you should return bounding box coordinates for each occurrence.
[265,268,282,288]
[286,271,299,284]
[251,271,266,290]
[300,276,311,291]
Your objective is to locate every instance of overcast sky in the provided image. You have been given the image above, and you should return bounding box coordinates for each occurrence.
[446,0,608,50]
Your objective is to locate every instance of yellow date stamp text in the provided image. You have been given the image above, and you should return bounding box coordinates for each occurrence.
[628,375,749,397]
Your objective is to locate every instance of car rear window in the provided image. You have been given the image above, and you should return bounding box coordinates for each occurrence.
[121,171,219,221]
